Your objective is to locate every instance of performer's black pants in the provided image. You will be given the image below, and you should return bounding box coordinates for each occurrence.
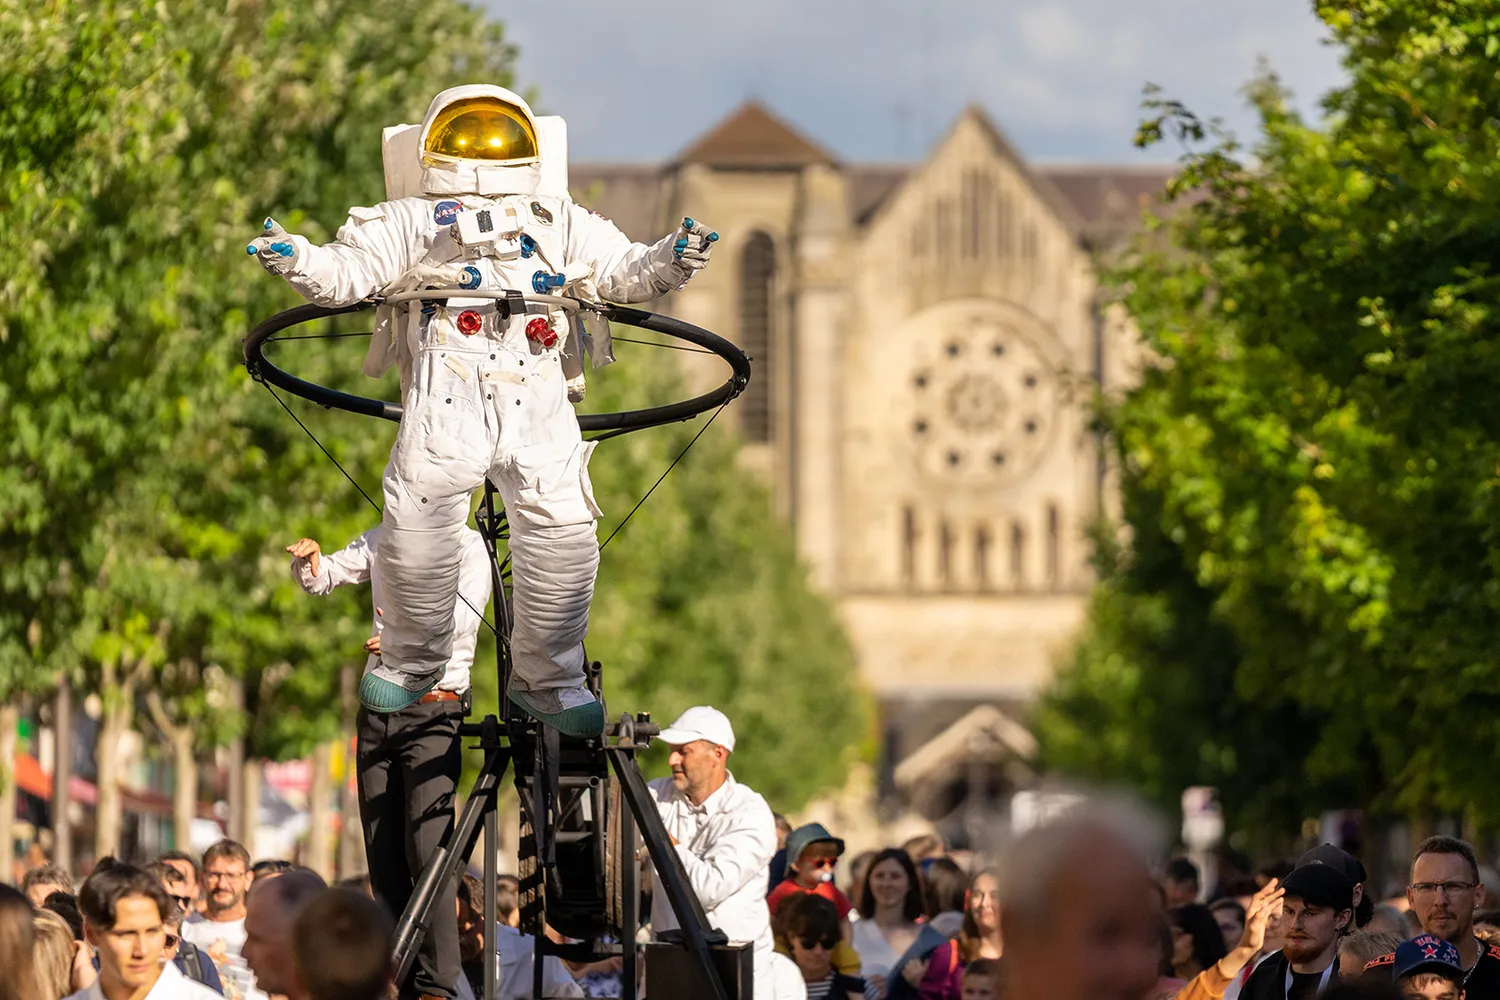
[357,698,464,999]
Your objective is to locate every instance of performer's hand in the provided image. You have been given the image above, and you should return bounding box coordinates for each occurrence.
[364,634,380,654]
[248,217,301,275]
[671,217,718,272]
[286,537,322,577]
[901,958,929,988]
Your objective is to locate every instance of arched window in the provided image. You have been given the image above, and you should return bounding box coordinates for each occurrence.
[739,232,775,442]
[1047,504,1061,589]
[902,505,918,589]
[961,172,980,259]
[975,523,992,590]
[1010,522,1025,589]
[938,519,954,587]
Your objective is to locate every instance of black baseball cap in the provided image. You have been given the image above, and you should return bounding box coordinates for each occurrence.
[1297,843,1367,885]
[1281,863,1355,910]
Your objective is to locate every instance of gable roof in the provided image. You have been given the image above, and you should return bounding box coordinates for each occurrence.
[675,100,837,169]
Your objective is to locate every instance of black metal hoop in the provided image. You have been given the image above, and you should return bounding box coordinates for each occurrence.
[241,298,750,435]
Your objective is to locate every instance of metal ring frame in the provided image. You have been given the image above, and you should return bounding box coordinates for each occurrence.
[241,292,751,434]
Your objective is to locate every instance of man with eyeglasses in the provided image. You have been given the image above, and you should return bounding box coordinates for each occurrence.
[1362,836,1500,997]
[180,839,264,999]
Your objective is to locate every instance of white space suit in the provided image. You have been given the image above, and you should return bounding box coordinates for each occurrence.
[252,85,715,734]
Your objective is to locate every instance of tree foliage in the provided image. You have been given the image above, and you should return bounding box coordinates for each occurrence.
[1036,0,1500,831]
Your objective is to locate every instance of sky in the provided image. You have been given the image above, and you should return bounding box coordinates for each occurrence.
[490,0,1346,166]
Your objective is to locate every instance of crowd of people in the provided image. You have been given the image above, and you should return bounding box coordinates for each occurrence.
[4,702,1496,1000]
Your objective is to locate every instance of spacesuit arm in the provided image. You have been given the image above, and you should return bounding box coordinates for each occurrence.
[290,528,378,596]
[275,203,421,307]
[673,800,777,911]
[563,203,701,303]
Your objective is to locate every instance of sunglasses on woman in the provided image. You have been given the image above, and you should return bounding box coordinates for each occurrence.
[799,936,839,951]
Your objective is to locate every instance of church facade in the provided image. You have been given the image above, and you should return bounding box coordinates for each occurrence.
[573,103,1169,843]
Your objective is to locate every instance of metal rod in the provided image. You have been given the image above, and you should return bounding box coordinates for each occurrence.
[484,783,499,1000]
[620,763,639,1000]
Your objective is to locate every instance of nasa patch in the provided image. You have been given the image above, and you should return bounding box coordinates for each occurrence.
[433,200,464,225]
[530,201,554,225]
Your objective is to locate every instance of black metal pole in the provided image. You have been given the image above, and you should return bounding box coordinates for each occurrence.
[620,772,639,1000]
[484,784,499,1000]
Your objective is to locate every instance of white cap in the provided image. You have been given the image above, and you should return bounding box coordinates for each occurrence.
[658,706,736,752]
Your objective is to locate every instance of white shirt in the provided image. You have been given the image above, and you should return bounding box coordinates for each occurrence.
[179,916,267,1000]
[67,959,223,1000]
[291,525,492,692]
[179,914,245,958]
[647,772,777,1000]
[453,925,584,1000]
[851,919,903,980]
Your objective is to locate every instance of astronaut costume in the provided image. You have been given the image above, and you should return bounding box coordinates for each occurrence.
[251,85,716,735]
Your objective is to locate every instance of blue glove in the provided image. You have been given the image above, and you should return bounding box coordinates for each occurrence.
[671,217,719,272]
[247,217,300,275]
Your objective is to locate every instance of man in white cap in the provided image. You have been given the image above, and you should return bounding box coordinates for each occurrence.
[648,706,789,1000]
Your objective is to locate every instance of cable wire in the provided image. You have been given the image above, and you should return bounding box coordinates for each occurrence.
[262,383,499,638]
[598,403,726,552]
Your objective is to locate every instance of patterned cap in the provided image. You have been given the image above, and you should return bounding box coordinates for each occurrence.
[1393,934,1463,982]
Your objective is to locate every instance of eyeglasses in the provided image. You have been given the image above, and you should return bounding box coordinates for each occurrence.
[1410,881,1478,896]
[203,870,246,883]
[802,858,838,870]
[799,936,839,952]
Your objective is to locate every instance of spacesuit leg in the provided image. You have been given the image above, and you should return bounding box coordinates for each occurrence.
[363,356,493,713]
[496,437,605,737]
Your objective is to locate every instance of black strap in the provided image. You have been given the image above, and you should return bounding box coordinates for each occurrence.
[499,289,526,320]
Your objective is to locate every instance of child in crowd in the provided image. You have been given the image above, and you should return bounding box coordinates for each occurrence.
[1393,935,1466,1000]
[775,894,869,1000]
[767,823,862,977]
[959,959,1003,1000]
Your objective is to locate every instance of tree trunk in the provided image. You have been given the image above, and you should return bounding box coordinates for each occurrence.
[336,664,365,879]
[51,679,72,874]
[0,703,19,884]
[145,690,198,851]
[226,677,245,845]
[241,757,262,858]
[307,741,334,879]
[94,690,133,861]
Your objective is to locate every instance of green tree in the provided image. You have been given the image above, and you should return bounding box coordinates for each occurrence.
[1037,0,1500,831]
[0,0,516,853]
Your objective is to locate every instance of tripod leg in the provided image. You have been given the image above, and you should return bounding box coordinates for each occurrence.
[620,780,639,1000]
[484,790,499,1000]
[392,746,510,985]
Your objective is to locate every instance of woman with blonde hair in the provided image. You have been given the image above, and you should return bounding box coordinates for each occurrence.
[0,883,37,1000]
[31,909,77,1000]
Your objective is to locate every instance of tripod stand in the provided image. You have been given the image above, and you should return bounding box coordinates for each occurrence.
[387,481,744,1000]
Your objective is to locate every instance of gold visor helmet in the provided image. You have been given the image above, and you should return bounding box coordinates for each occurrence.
[422,96,539,165]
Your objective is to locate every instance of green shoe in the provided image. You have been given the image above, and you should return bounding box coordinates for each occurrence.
[508,686,605,738]
[359,671,438,713]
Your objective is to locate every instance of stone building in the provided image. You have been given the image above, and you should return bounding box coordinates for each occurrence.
[574,102,1170,844]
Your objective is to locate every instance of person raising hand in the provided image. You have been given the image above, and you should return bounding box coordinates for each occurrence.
[1177,879,1288,1000]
